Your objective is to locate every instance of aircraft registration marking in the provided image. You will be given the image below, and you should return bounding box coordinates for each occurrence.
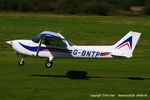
[72,49,110,57]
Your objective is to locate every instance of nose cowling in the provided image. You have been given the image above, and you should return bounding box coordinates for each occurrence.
[6,40,24,55]
[6,41,13,45]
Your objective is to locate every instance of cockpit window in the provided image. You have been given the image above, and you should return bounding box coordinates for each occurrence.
[44,38,67,48]
[32,35,40,43]
[32,35,67,48]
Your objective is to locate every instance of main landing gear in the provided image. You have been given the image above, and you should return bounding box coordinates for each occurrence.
[45,57,53,68]
[18,56,53,68]
[45,60,53,68]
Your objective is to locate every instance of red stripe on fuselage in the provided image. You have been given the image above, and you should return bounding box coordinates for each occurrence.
[41,49,72,53]
[100,53,111,56]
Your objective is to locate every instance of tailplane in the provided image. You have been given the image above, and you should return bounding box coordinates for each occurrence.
[112,31,141,58]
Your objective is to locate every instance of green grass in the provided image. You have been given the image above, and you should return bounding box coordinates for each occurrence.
[0,13,150,100]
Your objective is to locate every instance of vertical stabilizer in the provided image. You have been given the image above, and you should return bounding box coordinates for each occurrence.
[112,31,141,58]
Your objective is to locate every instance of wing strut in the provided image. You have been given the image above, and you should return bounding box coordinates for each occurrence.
[36,36,44,57]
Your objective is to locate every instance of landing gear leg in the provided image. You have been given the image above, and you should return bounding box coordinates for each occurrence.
[18,56,25,66]
[45,57,53,68]
[18,58,24,66]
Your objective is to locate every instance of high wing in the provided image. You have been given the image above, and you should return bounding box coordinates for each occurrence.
[36,31,65,56]
[40,31,65,39]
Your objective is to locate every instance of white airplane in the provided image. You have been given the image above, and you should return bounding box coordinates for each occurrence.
[6,31,141,68]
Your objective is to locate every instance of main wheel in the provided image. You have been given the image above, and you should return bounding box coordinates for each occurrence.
[45,60,53,68]
[18,60,24,66]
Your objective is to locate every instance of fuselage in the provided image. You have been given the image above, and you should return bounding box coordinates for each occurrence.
[6,31,141,68]
[8,40,113,59]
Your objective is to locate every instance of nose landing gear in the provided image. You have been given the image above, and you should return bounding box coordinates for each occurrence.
[18,59,24,66]
[18,55,25,66]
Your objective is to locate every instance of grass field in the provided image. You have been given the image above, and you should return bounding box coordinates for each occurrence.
[0,13,150,100]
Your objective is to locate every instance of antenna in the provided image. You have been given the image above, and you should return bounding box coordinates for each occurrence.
[58,30,61,33]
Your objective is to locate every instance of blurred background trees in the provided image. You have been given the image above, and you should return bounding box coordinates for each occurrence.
[0,0,149,16]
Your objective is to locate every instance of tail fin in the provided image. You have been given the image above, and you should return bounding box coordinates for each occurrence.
[112,31,141,58]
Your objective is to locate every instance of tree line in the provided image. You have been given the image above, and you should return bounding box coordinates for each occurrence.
[0,0,149,15]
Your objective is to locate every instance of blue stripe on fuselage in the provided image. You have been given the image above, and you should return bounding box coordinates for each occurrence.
[18,42,71,52]
[18,42,46,52]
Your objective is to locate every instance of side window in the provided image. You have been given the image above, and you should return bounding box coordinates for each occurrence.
[44,39,55,46]
[55,40,66,47]
[44,39,67,48]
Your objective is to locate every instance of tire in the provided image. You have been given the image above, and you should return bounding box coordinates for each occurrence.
[18,60,24,66]
[45,60,53,68]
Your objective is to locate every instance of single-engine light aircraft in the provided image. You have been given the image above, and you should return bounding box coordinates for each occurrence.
[6,31,141,68]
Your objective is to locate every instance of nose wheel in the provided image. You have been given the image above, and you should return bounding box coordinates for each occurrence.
[18,59,24,66]
[18,56,25,66]
[45,60,53,68]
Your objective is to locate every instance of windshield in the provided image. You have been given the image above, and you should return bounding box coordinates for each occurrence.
[32,35,40,43]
